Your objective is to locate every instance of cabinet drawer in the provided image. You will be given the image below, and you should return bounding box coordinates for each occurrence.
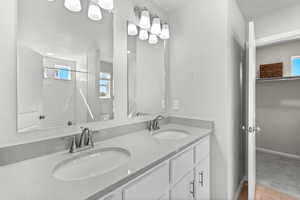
[170,148,194,184]
[123,163,169,200]
[194,136,209,164]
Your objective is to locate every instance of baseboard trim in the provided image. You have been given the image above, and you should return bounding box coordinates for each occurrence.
[233,176,246,200]
[257,147,300,160]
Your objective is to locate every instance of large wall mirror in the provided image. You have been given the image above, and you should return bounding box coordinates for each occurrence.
[127,21,167,118]
[17,0,114,133]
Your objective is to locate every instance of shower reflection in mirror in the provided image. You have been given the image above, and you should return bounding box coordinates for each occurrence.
[17,0,114,133]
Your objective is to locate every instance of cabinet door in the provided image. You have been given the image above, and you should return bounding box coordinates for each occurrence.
[123,163,169,200]
[170,171,194,200]
[158,192,170,200]
[195,156,210,200]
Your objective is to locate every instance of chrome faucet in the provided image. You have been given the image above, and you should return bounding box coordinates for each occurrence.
[147,115,165,131]
[69,127,94,153]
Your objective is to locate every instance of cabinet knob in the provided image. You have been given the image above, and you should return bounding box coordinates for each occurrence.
[241,126,261,133]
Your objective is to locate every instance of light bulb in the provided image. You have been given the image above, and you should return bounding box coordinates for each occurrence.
[128,23,138,36]
[64,0,82,12]
[139,29,149,41]
[149,34,158,44]
[98,0,114,10]
[160,23,170,40]
[151,17,161,35]
[139,10,150,29]
[88,2,102,21]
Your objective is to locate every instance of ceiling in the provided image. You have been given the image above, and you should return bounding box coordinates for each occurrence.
[151,0,300,17]
[237,0,300,19]
[151,0,192,12]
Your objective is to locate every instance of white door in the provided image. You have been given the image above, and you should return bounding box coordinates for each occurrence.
[246,21,258,200]
[194,156,210,200]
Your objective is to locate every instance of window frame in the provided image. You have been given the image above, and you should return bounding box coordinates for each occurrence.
[99,72,112,99]
[291,56,300,76]
[54,64,72,81]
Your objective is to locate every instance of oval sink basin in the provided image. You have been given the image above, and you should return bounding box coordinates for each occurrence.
[53,147,131,181]
[152,129,190,140]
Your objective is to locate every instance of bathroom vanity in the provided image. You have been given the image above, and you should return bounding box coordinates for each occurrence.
[0,123,211,200]
[98,134,210,200]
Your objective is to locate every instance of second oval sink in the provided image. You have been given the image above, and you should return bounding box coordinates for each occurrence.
[152,129,190,140]
[53,147,131,181]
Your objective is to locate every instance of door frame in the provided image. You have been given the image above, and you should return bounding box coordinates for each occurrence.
[245,24,300,199]
[256,29,300,47]
[247,21,257,200]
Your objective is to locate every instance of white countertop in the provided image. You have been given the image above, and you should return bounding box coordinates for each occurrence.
[0,124,211,200]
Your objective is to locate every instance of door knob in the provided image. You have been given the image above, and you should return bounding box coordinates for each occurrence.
[241,126,261,133]
[241,125,246,131]
[255,126,261,133]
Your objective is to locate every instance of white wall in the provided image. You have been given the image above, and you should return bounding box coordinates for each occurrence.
[257,80,300,156]
[0,0,17,142]
[227,0,246,198]
[135,39,165,115]
[168,0,246,198]
[254,4,300,38]
[256,40,300,156]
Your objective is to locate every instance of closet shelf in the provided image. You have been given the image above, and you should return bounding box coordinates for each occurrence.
[256,76,300,83]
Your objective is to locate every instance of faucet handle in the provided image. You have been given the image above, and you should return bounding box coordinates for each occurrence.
[69,136,77,153]
[147,120,153,131]
[88,131,95,147]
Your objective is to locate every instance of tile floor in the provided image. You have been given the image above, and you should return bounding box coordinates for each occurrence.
[256,150,300,199]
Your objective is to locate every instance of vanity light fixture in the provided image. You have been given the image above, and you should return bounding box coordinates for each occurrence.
[149,34,158,44]
[139,10,151,29]
[131,6,170,44]
[88,2,102,21]
[128,23,138,36]
[64,0,82,12]
[139,29,149,41]
[97,0,114,10]
[151,17,161,35]
[61,0,113,21]
[160,23,170,40]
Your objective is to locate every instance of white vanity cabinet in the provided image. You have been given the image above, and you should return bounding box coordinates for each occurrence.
[98,192,122,200]
[194,156,210,200]
[169,137,210,200]
[170,171,195,200]
[97,136,210,200]
[123,162,169,200]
